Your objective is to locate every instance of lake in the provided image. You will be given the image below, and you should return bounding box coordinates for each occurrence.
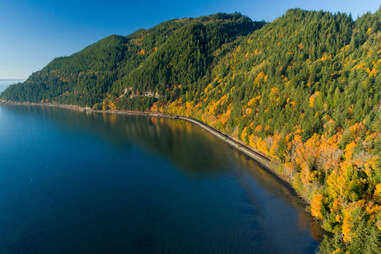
[0,103,321,253]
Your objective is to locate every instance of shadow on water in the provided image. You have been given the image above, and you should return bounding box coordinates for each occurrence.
[1,105,323,253]
[3,105,232,176]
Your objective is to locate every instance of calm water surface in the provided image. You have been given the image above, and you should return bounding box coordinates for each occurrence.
[0,104,321,254]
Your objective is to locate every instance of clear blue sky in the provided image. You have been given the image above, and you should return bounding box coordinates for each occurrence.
[1,0,380,79]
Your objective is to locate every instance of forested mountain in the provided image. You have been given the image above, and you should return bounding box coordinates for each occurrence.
[2,9,381,253]
[2,13,261,108]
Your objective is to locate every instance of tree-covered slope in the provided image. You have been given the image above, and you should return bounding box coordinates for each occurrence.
[2,9,381,253]
[1,13,263,108]
[161,9,381,254]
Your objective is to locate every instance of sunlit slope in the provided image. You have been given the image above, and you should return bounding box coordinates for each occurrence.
[175,9,380,254]
[1,13,263,108]
[1,8,381,254]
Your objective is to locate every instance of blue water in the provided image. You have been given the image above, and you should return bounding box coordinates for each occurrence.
[0,102,321,253]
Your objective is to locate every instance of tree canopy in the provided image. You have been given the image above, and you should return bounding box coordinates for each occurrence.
[2,9,381,253]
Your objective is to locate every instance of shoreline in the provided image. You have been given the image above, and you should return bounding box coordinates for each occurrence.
[0,100,303,203]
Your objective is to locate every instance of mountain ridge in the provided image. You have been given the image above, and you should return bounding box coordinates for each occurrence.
[2,8,381,254]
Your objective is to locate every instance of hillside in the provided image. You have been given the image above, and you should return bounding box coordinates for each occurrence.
[1,13,263,108]
[2,9,381,253]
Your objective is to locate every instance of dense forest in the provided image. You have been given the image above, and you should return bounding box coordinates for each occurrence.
[2,9,381,253]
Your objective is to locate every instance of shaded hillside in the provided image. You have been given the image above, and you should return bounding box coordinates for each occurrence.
[2,8,381,254]
[1,13,263,108]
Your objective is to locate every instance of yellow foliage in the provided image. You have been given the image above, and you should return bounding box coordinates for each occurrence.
[241,127,248,143]
[137,49,146,55]
[248,95,261,107]
[320,54,331,61]
[365,202,381,215]
[341,45,350,52]
[256,137,269,154]
[354,62,366,70]
[204,83,213,94]
[102,99,116,111]
[255,125,262,132]
[344,142,356,161]
[220,105,232,126]
[375,184,381,202]
[309,91,320,107]
[269,134,281,157]
[248,134,257,148]
[369,68,379,77]
[109,101,116,110]
[254,71,267,85]
[342,206,354,243]
[270,87,279,96]
[327,170,347,200]
[184,101,194,116]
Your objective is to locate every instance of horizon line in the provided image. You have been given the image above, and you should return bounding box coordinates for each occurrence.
[0,78,27,80]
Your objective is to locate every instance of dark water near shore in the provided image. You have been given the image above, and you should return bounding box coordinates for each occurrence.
[0,104,321,254]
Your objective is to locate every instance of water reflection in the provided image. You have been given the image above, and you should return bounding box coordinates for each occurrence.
[1,105,322,253]
[3,105,232,176]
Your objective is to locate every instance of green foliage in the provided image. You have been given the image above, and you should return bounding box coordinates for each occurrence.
[1,13,264,107]
[319,209,381,254]
[116,97,157,111]
[2,8,381,253]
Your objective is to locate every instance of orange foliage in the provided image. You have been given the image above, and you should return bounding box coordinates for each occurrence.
[309,91,320,107]
[247,95,261,107]
[254,71,266,85]
[255,125,262,132]
[137,49,146,55]
[342,206,355,243]
[311,193,324,220]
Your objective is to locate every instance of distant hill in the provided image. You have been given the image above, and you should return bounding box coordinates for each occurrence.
[2,9,381,253]
[1,13,263,108]
[0,79,25,93]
